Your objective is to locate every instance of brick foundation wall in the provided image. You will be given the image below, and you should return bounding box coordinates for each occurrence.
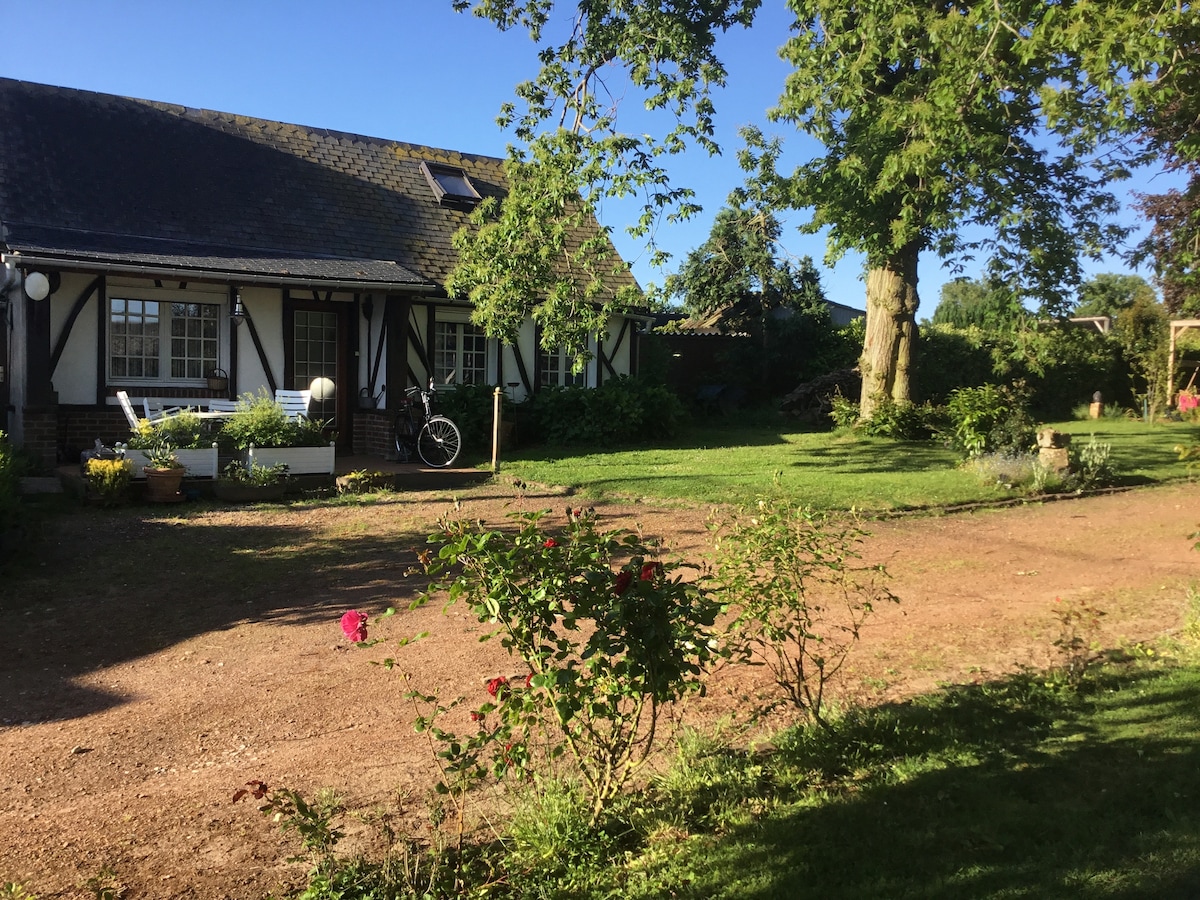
[352,410,393,458]
[22,406,60,469]
[58,406,133,462]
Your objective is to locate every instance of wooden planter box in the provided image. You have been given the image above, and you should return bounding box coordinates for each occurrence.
[119,445,219,479]
[245,443,336,475]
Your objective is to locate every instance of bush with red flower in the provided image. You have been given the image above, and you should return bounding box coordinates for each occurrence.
[408,508,721,822]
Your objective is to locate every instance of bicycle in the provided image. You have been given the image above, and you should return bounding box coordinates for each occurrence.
[393,381,462,468]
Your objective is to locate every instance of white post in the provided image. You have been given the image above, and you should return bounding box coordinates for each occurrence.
[492,386,503,474]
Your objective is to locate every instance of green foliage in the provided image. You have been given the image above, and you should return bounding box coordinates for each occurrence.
[856,397,946,441]
[0,884,38,900]
[141,441,183,470]
[235,781,350,892]
[828,391,860,430]
[943,383,1036,458]
[0,432,21,541]
[85,458,134,506]
[1112,292,1170,414]
[524,376,687,446]
[1049,597,1107,688]
[429,383,495,451]
[1073,434,1117,489]
[415,508,722,821]
[446,137,641,366]
[334,469,390,495]
[930,276,1027,331]
[218,390,327,449]
[1073,273,1157,319]
[125,411,206,450]
[220,460,287,486]
[504,779,619,889]
[711,497,897,728]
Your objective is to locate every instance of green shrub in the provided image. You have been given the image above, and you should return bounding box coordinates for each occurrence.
[858,397,946,440]
[943,382,1036,458]
[219,390,327,449]
[0,431,21,541]
[126,411,207,450]
[524,376,687,446]
[432,382,498,449]
[1073,434,1117,488]
[85,458,134,506]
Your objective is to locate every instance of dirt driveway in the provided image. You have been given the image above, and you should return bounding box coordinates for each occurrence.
[1,482,1197,898]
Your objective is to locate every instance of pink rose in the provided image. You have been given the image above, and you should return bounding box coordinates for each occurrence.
[340,610,368,643]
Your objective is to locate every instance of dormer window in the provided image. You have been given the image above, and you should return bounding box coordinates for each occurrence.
[420,161,482,208]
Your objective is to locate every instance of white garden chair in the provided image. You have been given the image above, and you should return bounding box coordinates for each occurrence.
[115,390,141,431]
[274,389,312,420]
[206,398,239,413]
[143,398,184,422]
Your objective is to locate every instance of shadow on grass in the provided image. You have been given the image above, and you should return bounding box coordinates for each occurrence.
[0,496,434,725]
[675,668,1200,899]
[789,440,957,475]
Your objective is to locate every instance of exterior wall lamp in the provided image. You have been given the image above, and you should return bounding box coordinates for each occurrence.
[23,271,50,302]
[231,291,246,326]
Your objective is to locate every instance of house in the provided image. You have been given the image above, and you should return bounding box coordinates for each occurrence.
[0,78,644,467]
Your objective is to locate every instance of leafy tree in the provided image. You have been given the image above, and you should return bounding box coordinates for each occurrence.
[1073,273,1157,319]
[930,276,1025,331]
[449,0,1183,417]
[1132,17,1200,317]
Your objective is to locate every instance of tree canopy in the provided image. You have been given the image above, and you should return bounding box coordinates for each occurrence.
[447,0,1191,410]
[930,276,1026,331]
[1072,273,1158,319]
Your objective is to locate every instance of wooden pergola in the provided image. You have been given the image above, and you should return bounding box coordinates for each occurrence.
[1169,319,1200,401]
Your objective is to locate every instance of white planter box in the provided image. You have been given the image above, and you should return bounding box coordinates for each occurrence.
[245,443,336,475]
[118,445,220,480]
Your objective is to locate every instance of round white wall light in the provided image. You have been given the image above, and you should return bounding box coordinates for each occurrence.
[24,271,50,301]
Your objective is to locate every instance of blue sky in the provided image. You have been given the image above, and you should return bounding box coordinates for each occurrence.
[4,1,1181,313]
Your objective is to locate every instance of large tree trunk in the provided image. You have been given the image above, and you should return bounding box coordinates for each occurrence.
[859,243,920,419]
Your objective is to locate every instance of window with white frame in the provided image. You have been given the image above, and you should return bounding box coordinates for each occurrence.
[433,320,488,385]
[540,345,587,388]
[108,289,223,383]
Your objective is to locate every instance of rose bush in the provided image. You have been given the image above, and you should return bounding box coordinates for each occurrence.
[400,508,722,822]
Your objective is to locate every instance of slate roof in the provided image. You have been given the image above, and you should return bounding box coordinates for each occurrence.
[0,78,637,295]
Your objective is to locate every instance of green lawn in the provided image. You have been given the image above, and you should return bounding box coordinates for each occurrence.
[615,662,1200,899]
[500,418,1200,510]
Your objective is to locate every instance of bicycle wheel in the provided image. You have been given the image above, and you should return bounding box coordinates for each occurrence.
[417,416,462,468]
[393,409,417,461]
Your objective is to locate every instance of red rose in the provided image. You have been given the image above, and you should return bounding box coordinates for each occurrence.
[614,570,633,595]
[640,562,663,582]
[525,673,534,688]
[470,711,484,722]
[486,676,509,698]
[340,610,368,643]
[543,538,558,548]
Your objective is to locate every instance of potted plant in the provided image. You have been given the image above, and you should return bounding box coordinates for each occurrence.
[120,411,219,479]
[214,460,289,503]
[219,390,336,475]
[142,442,186,503]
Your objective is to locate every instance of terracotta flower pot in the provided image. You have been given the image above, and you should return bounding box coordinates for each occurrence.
[143,466,185,503]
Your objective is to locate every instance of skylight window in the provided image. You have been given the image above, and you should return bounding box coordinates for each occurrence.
[420,161,482,208]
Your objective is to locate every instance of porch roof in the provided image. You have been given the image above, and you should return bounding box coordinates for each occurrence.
[4,224,429,292]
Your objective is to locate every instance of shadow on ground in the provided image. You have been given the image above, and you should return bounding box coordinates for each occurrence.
[0,497,434,725]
